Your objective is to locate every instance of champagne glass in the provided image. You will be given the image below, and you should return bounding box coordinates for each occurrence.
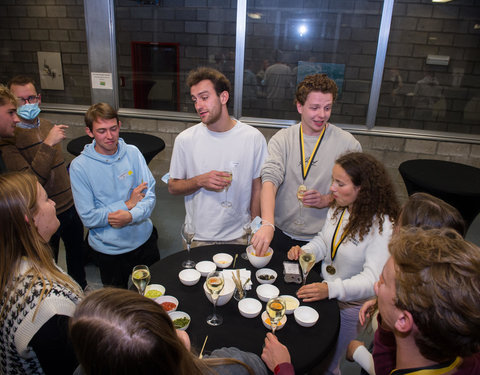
[299,252,316,285]
[181,222,196,269]
[132,265,151,295]
[206,271,225,326]
[221,169,233,208]
[241,214,252,260]
[294,185,306,225]
[266,297,286,335]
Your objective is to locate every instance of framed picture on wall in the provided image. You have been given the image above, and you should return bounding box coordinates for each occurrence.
[37,51,65,91]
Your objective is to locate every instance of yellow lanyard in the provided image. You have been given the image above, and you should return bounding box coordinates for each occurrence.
[299,123,326,181]
[330,209,348,261]
[389,357,461,375]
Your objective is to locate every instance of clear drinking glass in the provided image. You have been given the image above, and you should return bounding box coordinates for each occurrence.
[181,222,196,269]
[132,265,151,295]
[266,297,286,335]
[294,186,306,225]
[241,214,252,260]
[221,169,233,208]
[206,270,225,326]
[299,252,316,285]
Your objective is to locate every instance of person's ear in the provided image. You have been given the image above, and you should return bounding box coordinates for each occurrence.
[37,93,42,105]
[394,310,414,334]
[25,214,29,223]
[220,91,229,105]
[296,102,303,115]
[118,120,122,130]
[85,126,94,138]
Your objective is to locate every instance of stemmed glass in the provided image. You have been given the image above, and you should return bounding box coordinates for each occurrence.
[299,252,316,285]
[181,222,196,269]
[266,297,286,335]
[241,214,252,260]
[132,265,151,295]
[294,185,306,225]
[221,169,233,208]
[206,271,225,326]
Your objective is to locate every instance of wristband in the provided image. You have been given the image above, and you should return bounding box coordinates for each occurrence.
[261,220,275,231]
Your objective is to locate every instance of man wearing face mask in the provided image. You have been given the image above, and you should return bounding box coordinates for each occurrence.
[0,75,87,289]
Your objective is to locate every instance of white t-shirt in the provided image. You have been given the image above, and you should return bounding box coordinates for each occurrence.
[169,120,267,241]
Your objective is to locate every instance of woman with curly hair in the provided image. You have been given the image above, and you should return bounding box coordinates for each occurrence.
[288,152,399,375]
[70,288,267,375]
[0,172,83,374]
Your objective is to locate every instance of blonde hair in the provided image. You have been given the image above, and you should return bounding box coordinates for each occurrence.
[0,84,17,107]
[0,172,82,322]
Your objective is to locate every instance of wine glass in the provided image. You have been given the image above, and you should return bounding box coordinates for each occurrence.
[221,169,233,208]
[181,222,196,269]
[241,214,252,260]
[206,271,225,326]
[266,297,286,335]
[132,265,151,295]
[294,185,306,225]
[299,252,316,285]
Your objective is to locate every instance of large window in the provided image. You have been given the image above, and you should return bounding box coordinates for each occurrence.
[377,0,480,134]
[243,0,383,123]
[0,0,91,105]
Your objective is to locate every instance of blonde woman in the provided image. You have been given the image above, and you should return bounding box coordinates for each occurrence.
[0,172,83,374]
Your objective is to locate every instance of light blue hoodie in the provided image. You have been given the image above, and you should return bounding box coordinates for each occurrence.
[70,138,156,255]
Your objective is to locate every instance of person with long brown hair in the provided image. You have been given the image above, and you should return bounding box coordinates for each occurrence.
[70,288,267,375]
[0,172,83,374]
[288,152,399,375]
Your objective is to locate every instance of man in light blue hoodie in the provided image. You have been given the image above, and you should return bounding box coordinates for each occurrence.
[70,102,159,288]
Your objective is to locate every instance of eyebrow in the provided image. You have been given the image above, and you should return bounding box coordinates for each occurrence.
[192,90,209,97]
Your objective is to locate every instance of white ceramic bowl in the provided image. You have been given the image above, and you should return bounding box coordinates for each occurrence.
[238,298,262,318]
[178,269,201,286]
[256,284,280,302]
[246,245,273,268]
[144,284,165,299]
[169,311,191,331]
[280,295,300,314]
[203,277,235,306]
[255,268,277,284]
[195,261,217,277]
[155,295,179,313]
[213,253,233,268]
[261,311,287,331]
[294,306,319,327]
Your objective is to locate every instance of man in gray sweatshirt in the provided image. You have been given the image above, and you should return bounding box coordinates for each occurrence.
[252,74,361,255]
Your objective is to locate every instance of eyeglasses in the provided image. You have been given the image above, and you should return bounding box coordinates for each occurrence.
[17,95,40,105]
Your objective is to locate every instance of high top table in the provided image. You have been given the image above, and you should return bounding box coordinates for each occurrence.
[149,244,340,374]
[67,132,165,165]
[399,159,480,230]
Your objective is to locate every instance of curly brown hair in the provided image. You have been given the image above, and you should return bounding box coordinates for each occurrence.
[295,74,338,105]
[186,67,231,96]
[332,152,399,241]
[390,227,480,361]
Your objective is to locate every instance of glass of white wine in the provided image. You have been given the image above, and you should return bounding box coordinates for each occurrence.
[206,270,225,326]
[132,265,151,295]
[181,222,196,269]
[266,297,286,336]
[221,169,233,208]
[299,252,316,285]
[294,185,306,226]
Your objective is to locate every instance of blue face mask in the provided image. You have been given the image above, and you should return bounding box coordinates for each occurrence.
[17,103,41,121]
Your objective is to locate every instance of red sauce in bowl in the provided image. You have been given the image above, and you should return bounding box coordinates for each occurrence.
[161,302,176,312]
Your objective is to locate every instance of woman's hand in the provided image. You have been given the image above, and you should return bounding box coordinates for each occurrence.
[359,298,377,326]
[287,245,303,260]
[251,225,274,256]
[296,282,329,302]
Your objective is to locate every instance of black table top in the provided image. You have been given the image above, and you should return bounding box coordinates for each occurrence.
[67,132,165,165]
[150,244,339,374]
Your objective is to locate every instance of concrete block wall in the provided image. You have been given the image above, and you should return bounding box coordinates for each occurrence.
[43,111,480,205]
[0,0,90,105]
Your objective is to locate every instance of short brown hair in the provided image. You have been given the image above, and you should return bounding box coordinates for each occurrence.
[295,74,338,105]
[7,75,37,90]
[390,227,480,362]
[186,67,231,97]
[84,102,119,131]
[0,85,17,107]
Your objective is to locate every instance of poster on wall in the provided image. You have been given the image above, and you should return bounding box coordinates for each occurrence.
[296,61,345,96]
[37,52,65,90]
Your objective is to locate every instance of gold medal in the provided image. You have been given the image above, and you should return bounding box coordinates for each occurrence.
[326,265,336,275]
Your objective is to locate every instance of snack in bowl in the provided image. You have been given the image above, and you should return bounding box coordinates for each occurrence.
[169,311,191,330]
[144,284,165,299]
[279,294,300,314]
[212,253,233,268]
[155,295,178,312]
[246,245,273,268]
[255,268,277,284]
[261,311,287,331]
